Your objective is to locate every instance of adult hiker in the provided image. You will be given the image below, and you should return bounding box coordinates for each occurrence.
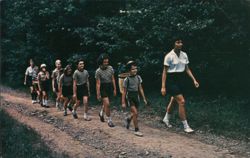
[161,38,199,133]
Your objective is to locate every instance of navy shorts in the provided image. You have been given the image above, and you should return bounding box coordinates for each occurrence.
[26,76,33,87]
[54,81,59,93]
[40,80,50,92]
[166,72,186,96]
[126,91,140,108]
[62,85,73,99]
[100,83,113,98]
[76,83,89,100]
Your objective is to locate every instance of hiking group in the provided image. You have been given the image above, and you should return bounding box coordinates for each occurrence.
[24,39,199,136]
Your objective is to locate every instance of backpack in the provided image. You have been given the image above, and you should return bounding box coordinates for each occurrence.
[125,75,141,92]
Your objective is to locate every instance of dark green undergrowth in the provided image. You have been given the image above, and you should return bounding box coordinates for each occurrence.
[0,109,69,158]
[139,93,250,141]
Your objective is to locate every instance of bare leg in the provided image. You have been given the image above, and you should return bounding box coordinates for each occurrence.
[102,97,114,127]
[174,95,186,121]
[174,94,193,132]
[131,105,138,129]
[163,97,176,127]
[83,96,91,121]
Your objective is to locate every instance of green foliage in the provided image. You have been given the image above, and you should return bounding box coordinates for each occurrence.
[1,0,250,94]
[144,93,250,140]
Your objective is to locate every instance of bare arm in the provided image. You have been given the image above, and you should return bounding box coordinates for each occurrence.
[87,78,90,96]
[46,72,50,80]
[185,65,199,88]
[58,78,62,96]
[122,87,127,108]
[139,84,147,104]
[52,78,55,90]
[96,79,101,100]
[73,79,77,97]
[161,66,169,96]
[112,75,117,96]
[24,75,27,85]
[38,75,41,91]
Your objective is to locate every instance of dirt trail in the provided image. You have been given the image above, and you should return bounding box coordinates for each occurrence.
[0,88,245,158]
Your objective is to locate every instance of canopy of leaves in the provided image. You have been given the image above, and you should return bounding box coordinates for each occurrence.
[1,0,250,95]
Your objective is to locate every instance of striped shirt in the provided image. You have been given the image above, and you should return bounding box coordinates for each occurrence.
[95,66,114,83]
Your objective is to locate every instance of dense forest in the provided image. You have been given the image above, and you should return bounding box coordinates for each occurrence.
[1,0,250,95]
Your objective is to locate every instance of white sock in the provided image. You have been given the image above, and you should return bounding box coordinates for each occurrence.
[163,112,170,121]
[43,99,45,105]
[84,113,87,118]
[123,111,128,118]
[100,108,104,116]
[107,117,112,123]
[182,120,189,129]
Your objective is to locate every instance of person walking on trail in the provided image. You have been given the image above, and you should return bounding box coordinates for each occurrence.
[161,38,199,133]
[122,61,148,137]
[38,64,50,108]
[24,59,39,104]
[95,53,117,127]
[72,59,91,120]
[58,65,74,116]
[51,59,64,110]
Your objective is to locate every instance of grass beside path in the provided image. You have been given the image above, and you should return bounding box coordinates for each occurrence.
[0,108,68,158]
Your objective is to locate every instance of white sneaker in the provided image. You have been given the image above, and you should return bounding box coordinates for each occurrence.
[163,119,172,128]
[134,131,143,137]
[184,126,194,133]
[32,100,36,104]
[83,115,91,121]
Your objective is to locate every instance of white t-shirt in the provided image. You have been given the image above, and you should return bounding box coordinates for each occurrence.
[163,49,189,73]
[25,66,39,80]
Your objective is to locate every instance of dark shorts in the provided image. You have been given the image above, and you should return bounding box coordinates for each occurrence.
[76,83,89,100]
[32,82,39,91]
[62,85,73,99]
[126,91,140,108]
[40,80,50,92]
[54,81,59,93]
[166,72,186,96]
[100,83,113,98]
[26,76,33,87]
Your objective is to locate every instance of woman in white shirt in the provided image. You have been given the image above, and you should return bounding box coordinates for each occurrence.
[161,39,199,133]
